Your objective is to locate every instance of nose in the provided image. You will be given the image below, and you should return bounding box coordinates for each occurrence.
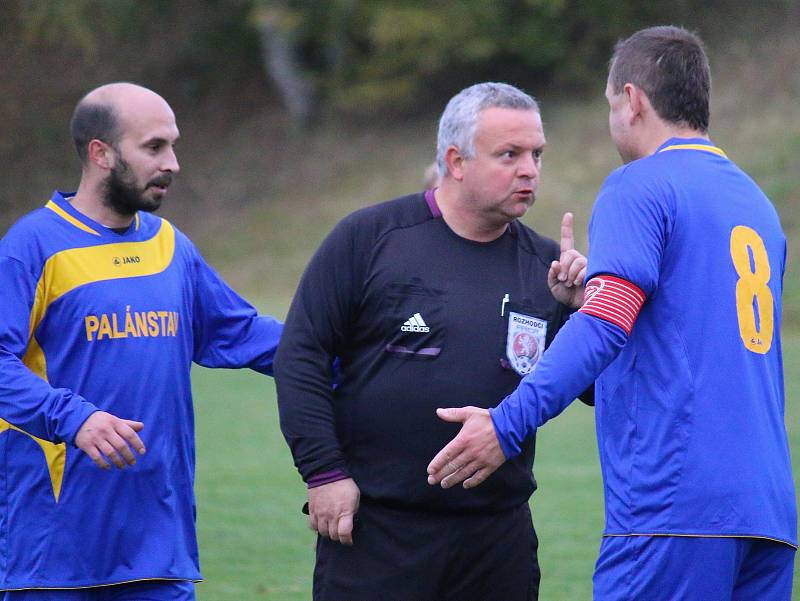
[162,147,180,174]
[517,152,540,179]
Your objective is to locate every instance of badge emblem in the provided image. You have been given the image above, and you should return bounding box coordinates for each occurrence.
[506,311,547,376]
[583,277,604,304]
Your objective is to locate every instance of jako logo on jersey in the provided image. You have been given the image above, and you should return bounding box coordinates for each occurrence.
[84,306,180,341]
[401,313,430,333]
[112,255,142,266]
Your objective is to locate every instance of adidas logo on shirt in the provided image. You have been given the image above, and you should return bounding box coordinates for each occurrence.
[401,313,430,333]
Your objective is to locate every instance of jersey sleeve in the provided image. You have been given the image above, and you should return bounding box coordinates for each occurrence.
[190,248,282,375]
[274,216,364,483]
[0,256,98,444]
[490,312,627,457]
[555,305,595,407]
[586,168,673,296]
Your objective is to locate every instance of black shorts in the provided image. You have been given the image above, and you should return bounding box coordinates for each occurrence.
[313,500,539,601]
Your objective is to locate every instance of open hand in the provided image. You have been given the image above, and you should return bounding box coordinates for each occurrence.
[426,407,506,489]
[75,411,145,469]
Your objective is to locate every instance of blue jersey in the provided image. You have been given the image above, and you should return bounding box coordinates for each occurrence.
[492,138,796,547]
[0,192,282,589]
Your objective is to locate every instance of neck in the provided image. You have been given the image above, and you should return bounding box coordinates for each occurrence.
[434,183,507,243]
[641,122,709,158]
[71,177,135,229]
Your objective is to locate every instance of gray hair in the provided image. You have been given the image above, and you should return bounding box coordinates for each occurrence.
[436,82,539,177]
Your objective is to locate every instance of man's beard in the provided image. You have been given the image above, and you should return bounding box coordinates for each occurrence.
[102,158,171,216]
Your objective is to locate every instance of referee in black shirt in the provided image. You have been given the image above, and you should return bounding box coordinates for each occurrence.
[275,82,591,601]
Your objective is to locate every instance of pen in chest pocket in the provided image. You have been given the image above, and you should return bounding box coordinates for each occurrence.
[500,293,510,317]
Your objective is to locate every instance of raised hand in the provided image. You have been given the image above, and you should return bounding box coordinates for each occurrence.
[547,212,587,308]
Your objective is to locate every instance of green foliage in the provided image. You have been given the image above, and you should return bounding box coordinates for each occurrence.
[13,0,142,55]
[5,0,261,89]
[258,0,669,116]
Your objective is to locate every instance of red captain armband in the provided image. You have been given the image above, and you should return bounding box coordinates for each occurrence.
[578,275,646,335]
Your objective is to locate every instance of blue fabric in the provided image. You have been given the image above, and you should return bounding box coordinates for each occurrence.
[593,536,795,601]
[491,312,626,458]
[0,192,281,588]
[491,139,796,547]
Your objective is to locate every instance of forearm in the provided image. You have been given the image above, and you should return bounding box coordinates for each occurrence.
[0,347,99,444]
[277,395,348,483]
[193,304,283,374]
[190,245,284,373]
[275,343,347,482]
[222,313,283,375]
[490,313,627,457]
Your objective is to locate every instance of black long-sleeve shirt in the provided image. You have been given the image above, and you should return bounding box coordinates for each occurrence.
[275,192,582,512]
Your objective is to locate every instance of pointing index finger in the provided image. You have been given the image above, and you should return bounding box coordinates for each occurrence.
[560,212,575,254]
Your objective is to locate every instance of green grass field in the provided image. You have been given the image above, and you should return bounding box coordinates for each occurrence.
[191,331,800,600]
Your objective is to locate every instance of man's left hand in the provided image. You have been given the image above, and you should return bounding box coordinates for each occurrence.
[548,212,587,309]
[426,407,507,489]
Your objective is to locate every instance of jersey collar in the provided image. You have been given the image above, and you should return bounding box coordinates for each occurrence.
[46,191,141,237]
[656,137,728,159]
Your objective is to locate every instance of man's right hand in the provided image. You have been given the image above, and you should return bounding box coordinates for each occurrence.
[308,478,360,546]
[74,411,146,469]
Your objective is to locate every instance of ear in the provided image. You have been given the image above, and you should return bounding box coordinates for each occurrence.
[624,83,649,123]
[87,139,115,171]
[445,146,466,182]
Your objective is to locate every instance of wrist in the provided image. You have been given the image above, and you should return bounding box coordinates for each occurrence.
[307,469,350,489]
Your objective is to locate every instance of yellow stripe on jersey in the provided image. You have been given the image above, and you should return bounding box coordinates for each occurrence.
[658,144,728,158]
[27,219,176,343]
[135,213,140,231]
[22,335,47,381]
[0,421,66,502]
[45,201,101,236]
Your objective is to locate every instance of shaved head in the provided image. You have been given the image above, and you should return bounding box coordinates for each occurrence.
[70,83,174,164]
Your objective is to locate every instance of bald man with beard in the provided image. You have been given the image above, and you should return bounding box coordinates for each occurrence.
[0,83,282,600]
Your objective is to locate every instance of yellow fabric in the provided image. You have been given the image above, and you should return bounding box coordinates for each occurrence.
[0,420,66,502]
[44,201,101,236]
[658,143,728,158]
[27,220,176,342]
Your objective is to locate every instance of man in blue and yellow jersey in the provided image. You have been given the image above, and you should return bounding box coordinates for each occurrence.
[428,26,797,600]
[0,83,282,600]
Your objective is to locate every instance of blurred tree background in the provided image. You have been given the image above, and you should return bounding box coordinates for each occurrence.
[0,0,798,317]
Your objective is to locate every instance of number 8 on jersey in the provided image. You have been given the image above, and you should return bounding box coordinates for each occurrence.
[730,225,774,354]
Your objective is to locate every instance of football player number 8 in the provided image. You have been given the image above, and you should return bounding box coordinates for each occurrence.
[730,225,773,354]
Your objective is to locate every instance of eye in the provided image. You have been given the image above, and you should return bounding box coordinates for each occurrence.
[501,150,516,159]
[533,149,543,161]
[146,141,166,153]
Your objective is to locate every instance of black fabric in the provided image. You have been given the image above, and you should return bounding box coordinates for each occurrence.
[313,500,539,601]
[276,192,582,512]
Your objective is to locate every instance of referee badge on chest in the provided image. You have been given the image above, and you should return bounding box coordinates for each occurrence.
[506,312,547,376]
